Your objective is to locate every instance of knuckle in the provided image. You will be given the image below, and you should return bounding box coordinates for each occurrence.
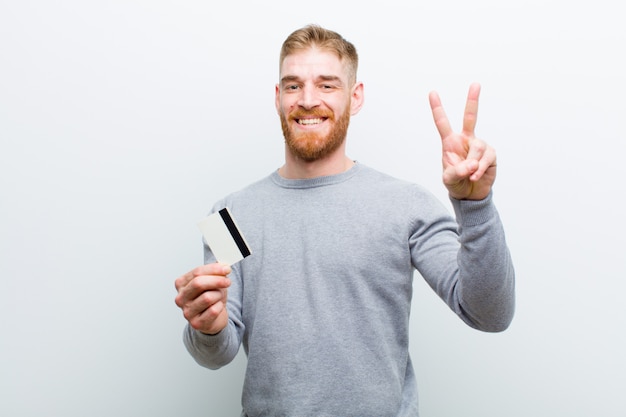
[174,276,185,290]
[207,301,226,319]
[182,308,195,322]
[190,265,204,277]
[189,306,222,330]
[472,139,486,151]
[188,277,206,291]
[174,294,184,308]
[189,317,205,331]
[191,264,214,277]
[198,291,213,304]
[206,303,222,318]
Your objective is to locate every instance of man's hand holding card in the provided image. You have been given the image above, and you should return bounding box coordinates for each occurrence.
[174,208,251,335]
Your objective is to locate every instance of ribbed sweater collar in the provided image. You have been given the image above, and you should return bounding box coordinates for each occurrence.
[270,161,361,189]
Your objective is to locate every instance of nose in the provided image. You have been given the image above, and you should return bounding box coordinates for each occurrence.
[297,85,320,109]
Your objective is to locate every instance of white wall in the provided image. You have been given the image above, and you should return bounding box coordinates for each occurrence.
[1,1,624,416]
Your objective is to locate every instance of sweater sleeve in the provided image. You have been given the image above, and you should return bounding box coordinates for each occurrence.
[452,192,515,331]
[413,191,515,332]
[182,318,243,370]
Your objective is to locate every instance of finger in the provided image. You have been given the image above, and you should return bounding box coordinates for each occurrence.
[175,272,231,309]
[188,298,229,334]
[175,270,195,292]
[186,274,231,299]
[462,82,481,136]
[462,139,489,182]
[470,144,496,182]
[465,137,487,167]
[183,286,228,320]
[443,155,476,184]
[429,90,453,140]
[174,263,231,291]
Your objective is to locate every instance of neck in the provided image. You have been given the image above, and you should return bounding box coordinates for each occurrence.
[279,148,354,179]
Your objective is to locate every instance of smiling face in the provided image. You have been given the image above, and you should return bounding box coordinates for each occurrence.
[276,47,363,163]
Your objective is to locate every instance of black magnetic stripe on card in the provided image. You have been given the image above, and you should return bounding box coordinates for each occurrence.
[219,208,251,258]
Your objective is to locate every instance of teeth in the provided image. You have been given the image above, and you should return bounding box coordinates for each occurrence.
[298,118,323,125]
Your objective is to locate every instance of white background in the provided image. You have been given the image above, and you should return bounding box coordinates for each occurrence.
[1,1,625,416]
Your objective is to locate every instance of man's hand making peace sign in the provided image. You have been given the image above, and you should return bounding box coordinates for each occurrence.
[429,83,497,201]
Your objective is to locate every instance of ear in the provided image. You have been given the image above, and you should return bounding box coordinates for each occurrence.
[275,84,281,114]
[350,82,364,116]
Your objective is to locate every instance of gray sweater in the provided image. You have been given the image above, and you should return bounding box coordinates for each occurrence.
[183,162,515,417]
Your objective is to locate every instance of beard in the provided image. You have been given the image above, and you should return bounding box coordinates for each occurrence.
[279,103,351,162]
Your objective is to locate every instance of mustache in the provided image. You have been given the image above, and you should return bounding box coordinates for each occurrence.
[288,108,334,120]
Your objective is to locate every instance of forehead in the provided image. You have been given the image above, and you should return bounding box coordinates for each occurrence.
[280,47,348,81]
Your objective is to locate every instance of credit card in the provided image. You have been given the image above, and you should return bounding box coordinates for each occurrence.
[197,207,252,265]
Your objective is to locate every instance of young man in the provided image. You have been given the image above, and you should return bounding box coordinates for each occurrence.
[175,25,515,417]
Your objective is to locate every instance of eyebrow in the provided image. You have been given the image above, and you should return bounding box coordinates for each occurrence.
[280,74,344,86]
[280,75,300,84]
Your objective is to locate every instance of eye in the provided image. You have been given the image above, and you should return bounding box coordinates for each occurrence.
[284,84,300,91]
